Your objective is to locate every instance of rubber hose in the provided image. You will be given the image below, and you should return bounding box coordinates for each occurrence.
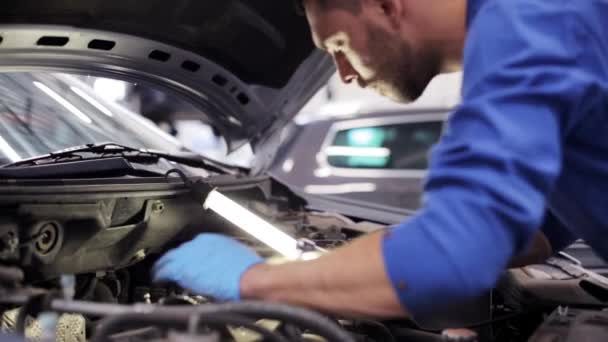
[52,300,355,342]
[90,312,287,342]
[184,301,355,342]
[0,267,23,284]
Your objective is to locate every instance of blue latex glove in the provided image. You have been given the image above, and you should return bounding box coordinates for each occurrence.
[153,234,263,301]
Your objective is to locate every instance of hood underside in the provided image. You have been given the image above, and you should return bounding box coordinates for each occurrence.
[0,0,335,151]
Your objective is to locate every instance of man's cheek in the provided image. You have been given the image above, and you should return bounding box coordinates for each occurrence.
[344,49,377,80]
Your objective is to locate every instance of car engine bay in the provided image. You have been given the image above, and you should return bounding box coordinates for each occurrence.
[0,172,608,341]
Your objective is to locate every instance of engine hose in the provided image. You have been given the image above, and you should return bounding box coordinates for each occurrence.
[181,301,356,342]
[90,312,288,342]
[51,300,355,342]
[353,319,396,342]
[279,323,304,341]
[14,298,34,335]
[0,267,24,285]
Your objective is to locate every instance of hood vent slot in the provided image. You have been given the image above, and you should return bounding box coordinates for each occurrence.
[37,36,69,47]
[212,75,228,87]
[237,93,250,105]
[149,50,171,62]
[88,39,116,51]
[181,60,201,72]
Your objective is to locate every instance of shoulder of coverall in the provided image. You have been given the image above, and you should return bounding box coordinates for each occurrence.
[463,0,608,136]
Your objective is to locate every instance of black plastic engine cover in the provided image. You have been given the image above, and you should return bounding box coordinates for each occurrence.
[7,196,206,281]
[0,175,288,282]
[528,308,608,342]
[497,259,608,312]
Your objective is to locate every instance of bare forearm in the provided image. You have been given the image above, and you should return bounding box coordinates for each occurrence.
[509,231,552,268]
[240,232,406,318]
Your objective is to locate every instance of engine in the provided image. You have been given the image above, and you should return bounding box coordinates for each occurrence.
[1,177,607,341]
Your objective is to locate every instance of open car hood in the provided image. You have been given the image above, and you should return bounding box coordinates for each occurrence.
[0,1,335,156]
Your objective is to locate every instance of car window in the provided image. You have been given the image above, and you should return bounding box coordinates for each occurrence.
[0,73,183,164]
[326,120,443,170]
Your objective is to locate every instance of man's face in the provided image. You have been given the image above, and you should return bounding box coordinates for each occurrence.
[304,0,443,103]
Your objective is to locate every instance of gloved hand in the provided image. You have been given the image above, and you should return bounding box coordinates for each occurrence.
[153,234,263,301]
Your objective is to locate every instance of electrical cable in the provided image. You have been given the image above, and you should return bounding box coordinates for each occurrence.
[165,168,192,186]
[464,312,523,329]
[90,312,288,342]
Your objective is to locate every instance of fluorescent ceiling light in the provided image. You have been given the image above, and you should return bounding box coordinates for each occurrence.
[71,87,114,117]
[93,78,128,103]
[0,135,21,162]
[325,146,391,158]
[34,82,93,124]
[203,189,301,260]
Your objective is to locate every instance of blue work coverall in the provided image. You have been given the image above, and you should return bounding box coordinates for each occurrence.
[383,0,608,318]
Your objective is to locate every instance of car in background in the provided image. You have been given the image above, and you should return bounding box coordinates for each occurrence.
[271,104,608,277]
[271,106,449,210]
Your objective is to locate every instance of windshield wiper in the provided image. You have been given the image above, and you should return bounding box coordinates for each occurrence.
[0,142,246,175]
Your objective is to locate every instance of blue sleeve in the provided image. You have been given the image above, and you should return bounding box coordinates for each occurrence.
[382,2,592,318]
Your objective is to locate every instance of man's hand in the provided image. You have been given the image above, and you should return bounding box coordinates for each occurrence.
[153,234,263,301]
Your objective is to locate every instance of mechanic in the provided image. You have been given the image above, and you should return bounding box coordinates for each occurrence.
[154,0,608,319]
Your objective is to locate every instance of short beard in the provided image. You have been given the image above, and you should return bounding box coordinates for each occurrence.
[365,24,443,103]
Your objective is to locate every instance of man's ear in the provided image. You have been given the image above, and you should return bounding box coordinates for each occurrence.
[371,0,404,29]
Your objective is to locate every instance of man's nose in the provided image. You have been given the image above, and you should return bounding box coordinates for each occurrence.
[334,52,360,84]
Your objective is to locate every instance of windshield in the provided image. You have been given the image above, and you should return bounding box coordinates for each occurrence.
[0,73,183,164]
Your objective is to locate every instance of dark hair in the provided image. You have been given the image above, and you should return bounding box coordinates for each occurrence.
[294,0,305,14]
